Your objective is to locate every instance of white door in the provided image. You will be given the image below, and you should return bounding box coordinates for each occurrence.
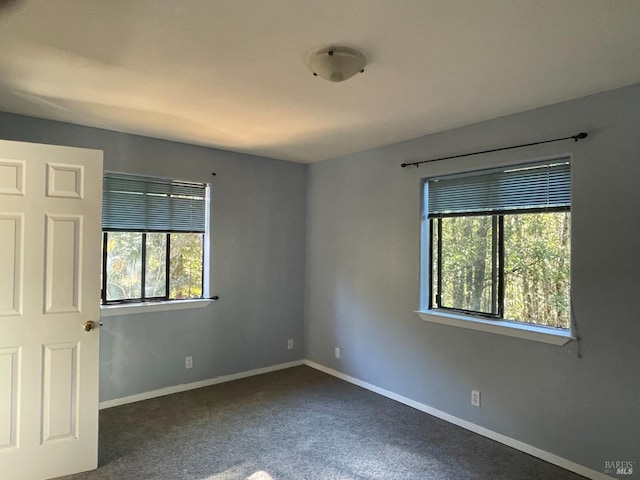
[0,140,102,480]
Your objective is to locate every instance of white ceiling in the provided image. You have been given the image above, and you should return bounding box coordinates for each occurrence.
[1,0,639,164]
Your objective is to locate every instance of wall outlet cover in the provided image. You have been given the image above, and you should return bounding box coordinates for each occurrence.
[471,390,481,407]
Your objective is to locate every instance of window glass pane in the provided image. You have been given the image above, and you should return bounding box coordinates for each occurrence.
[145,233,167,298]
[105,232,142,301]
[503,212,571,328]
[431,220,439,309]
[169,233,203,299]
[439,216,495,314]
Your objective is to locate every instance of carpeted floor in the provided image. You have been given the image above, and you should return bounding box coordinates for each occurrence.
[55,366,586,480]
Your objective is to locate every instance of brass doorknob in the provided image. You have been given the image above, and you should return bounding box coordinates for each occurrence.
[83,321,96,332]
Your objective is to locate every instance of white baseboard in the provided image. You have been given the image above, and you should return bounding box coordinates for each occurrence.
[99,360,304,409]
[303,360,613,480]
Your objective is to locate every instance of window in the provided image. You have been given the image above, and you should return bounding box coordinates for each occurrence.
[101,173,208,304]
[425,159,571,329]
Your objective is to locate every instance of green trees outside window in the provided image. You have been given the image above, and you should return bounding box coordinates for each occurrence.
[102,231,203,303]
[431,211,570,329]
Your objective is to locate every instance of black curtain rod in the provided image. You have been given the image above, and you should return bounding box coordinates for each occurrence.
[400,132,588,168]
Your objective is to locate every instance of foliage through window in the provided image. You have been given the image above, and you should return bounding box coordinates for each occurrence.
[426,159,571,329]
[101,173,208,304]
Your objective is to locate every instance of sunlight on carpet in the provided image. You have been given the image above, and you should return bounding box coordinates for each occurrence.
[201,468,274,480]
[247,471,275,480]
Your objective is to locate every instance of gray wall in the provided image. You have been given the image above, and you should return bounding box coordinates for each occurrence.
[305,84,640,472]
[0,113,307,402]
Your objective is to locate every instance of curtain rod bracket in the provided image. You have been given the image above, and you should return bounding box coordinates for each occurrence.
[573,132,588,141]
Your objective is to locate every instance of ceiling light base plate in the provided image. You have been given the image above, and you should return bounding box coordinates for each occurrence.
[309,46,366,83]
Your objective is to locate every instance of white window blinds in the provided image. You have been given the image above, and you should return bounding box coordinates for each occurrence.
[102,173,207,232]
[427,159,571,218]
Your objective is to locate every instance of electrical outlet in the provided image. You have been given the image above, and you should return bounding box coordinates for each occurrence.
[471,390,481,407]
[334,347,341,359]
[185,356,193,369]
[287,339,294,350]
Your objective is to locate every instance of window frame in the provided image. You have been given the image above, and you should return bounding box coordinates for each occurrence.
[429,206,570,323]
[100,172,210,307]
[419,157,575,343]
[101,230,206,305]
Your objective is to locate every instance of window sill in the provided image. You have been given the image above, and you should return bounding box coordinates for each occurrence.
[417,310,574,345]
[101,299,213,317]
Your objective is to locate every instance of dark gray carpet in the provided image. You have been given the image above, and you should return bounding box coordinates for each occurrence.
[56,366,586,480]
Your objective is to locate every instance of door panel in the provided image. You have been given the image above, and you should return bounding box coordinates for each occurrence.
[46,163,84,199]
[0,159,25,195]
[42,342,79,442]
[0,213,23,316]
[0,347,19,450]
[0,140,102,480]
[45,215,82,313]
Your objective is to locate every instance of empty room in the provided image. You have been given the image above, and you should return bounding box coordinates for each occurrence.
[0,1,639,479]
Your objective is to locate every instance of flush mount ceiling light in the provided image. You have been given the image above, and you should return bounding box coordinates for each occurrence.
[308,46,366,82]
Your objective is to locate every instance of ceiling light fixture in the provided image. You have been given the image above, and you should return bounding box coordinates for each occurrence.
[308,46,366,83]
